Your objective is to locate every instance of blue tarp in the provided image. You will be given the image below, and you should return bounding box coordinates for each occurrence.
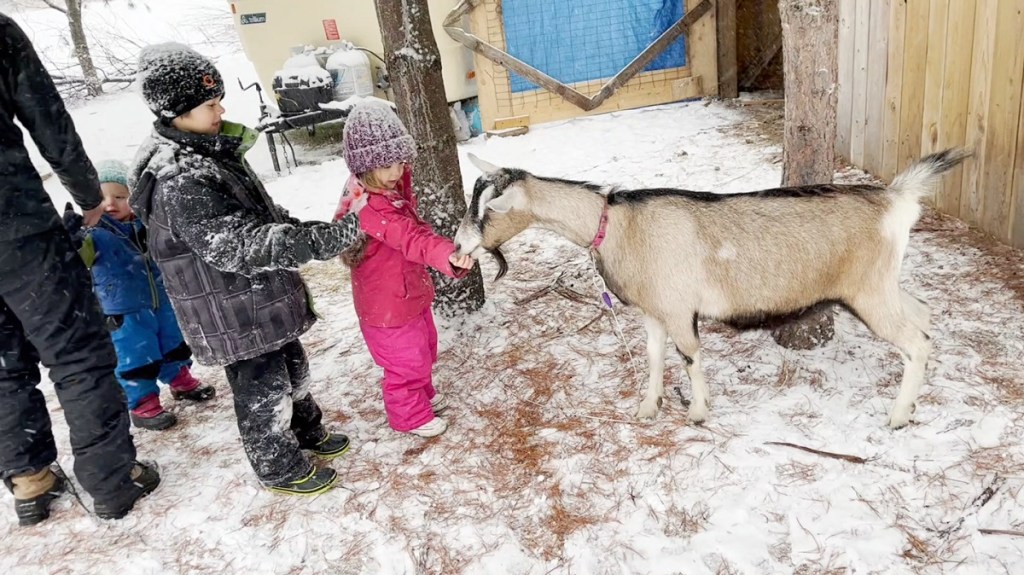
[502,0,688,93]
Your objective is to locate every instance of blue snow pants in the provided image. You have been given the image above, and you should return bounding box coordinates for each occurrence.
[110,292,192,409]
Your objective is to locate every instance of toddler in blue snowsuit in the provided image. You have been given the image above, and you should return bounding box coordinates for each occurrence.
[77,160,215,430]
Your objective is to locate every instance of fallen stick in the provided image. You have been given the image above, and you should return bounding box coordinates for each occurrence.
[978,528,1024,537]
[937,475,1005,540]
[764,441,868,464]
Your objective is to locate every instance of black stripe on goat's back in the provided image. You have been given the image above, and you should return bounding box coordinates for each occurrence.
[607,183,885,205]
[533,174,605,192]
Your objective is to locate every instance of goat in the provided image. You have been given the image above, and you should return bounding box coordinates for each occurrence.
[455,149,970,429]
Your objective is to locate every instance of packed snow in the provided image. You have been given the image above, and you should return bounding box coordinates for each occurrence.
[1,1,1022,574]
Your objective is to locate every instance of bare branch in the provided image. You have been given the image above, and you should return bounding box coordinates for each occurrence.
[41,0,68,14]
[764,441,868,464]
[979,529,1024,538]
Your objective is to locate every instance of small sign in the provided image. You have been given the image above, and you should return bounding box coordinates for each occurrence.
[240,12,267,25]
[323,19,340,41]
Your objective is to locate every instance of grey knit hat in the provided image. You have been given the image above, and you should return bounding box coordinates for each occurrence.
[342,102,417,175]
[137,43,225,120]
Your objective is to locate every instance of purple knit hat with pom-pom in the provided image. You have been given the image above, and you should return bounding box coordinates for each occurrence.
[342,102,417,175]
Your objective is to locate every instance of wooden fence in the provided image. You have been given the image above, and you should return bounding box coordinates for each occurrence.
[836,0,1024,248]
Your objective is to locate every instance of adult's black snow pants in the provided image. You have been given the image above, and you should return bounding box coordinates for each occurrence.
[224,339,326,486]
[0,228,137,502]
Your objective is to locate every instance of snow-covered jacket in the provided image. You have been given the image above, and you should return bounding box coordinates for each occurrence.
[129,120,362,365]
[80,214,163,315]
[0,15,102,241]
[333,166,466,328]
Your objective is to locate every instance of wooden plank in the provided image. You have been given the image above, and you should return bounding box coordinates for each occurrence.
[862,0,890,177]
[919,0,947,156]
[880,0,906,182]
[849,0,870,167]
[672,75,703,100]
[1012,70,1024,247]
[896,0,929,174]
[935,0,976,218]
[687,0,719,98]
[917,0,948,206]
[960,0,999,227]
[716,0,738,98]
[493,115,529,130]
[977,0,1024,240]
[486,126,529,138]
[836,0,856,162]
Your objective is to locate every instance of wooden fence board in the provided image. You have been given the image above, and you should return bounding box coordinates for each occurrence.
[1012,82,1024,247]
[896,0,929,174]
[960,0,999,226]
[919,0,947,156]
[977,0,1024,239]
[849,0,870,166]
[935,0,977,217]
[880,0,906,181]
[862,0,889,177]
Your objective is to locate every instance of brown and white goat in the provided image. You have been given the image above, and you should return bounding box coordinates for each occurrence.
[455,150,970,428]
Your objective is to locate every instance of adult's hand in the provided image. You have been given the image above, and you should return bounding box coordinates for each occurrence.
[82,205,104,227]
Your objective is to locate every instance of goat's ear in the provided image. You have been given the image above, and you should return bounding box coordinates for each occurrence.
[485,189,521,214]
[467,153,501,174]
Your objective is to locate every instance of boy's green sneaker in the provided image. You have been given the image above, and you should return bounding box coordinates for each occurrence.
[301,432,350,460]
[267,467,339,496]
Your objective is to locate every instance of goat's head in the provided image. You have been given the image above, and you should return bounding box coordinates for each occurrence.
[455,154,537,280]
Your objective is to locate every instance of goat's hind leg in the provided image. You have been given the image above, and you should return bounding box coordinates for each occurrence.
[636,314,668,420]
[667,313,710,424]
[851,291,932,429]
[900,290,931,335]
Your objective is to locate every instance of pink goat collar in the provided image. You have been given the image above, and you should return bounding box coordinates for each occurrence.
[590,201,610,250]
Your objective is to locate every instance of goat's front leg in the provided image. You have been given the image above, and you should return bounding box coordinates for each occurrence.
[668,318,710,424]
[635,314,668,420]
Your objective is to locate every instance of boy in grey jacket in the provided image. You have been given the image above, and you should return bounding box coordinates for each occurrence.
[129,43,363,495]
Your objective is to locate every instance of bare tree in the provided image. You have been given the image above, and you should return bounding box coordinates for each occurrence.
[40,0,102,95]
[772,0,839,350]
[373,0,486,318]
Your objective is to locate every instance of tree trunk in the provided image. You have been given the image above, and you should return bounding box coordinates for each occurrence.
[66,0,102,96]
[772,0,838,350]
[374,0,486,318]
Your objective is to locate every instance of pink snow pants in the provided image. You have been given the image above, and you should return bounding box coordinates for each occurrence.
[360,308,438,432]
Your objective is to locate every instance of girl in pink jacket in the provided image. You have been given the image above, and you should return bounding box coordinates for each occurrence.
[334,102,474,438]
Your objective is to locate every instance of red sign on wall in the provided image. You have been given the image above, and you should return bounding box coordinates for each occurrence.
[323,19,340,41]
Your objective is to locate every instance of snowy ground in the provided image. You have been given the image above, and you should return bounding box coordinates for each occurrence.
[3,2,1024,574]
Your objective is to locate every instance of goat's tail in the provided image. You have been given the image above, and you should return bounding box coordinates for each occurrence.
[888,148,972,201]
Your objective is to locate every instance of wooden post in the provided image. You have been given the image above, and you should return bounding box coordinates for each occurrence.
[374,0,486,317]
[772,0,839,350]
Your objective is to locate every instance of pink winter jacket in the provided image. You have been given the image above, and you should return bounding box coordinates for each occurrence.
[334,166,467,327]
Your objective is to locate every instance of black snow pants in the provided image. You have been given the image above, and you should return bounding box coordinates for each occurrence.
[224,339,326,486]
[0,228,137,502]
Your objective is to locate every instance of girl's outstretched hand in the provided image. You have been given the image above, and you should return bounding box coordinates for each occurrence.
[449,252,475,270]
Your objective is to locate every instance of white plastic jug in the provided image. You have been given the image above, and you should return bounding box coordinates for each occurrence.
[326,46,374,101]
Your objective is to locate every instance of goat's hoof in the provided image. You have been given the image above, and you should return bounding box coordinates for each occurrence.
[887,410,913,429]
[635,402,660,421]
[687,403,709,425]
